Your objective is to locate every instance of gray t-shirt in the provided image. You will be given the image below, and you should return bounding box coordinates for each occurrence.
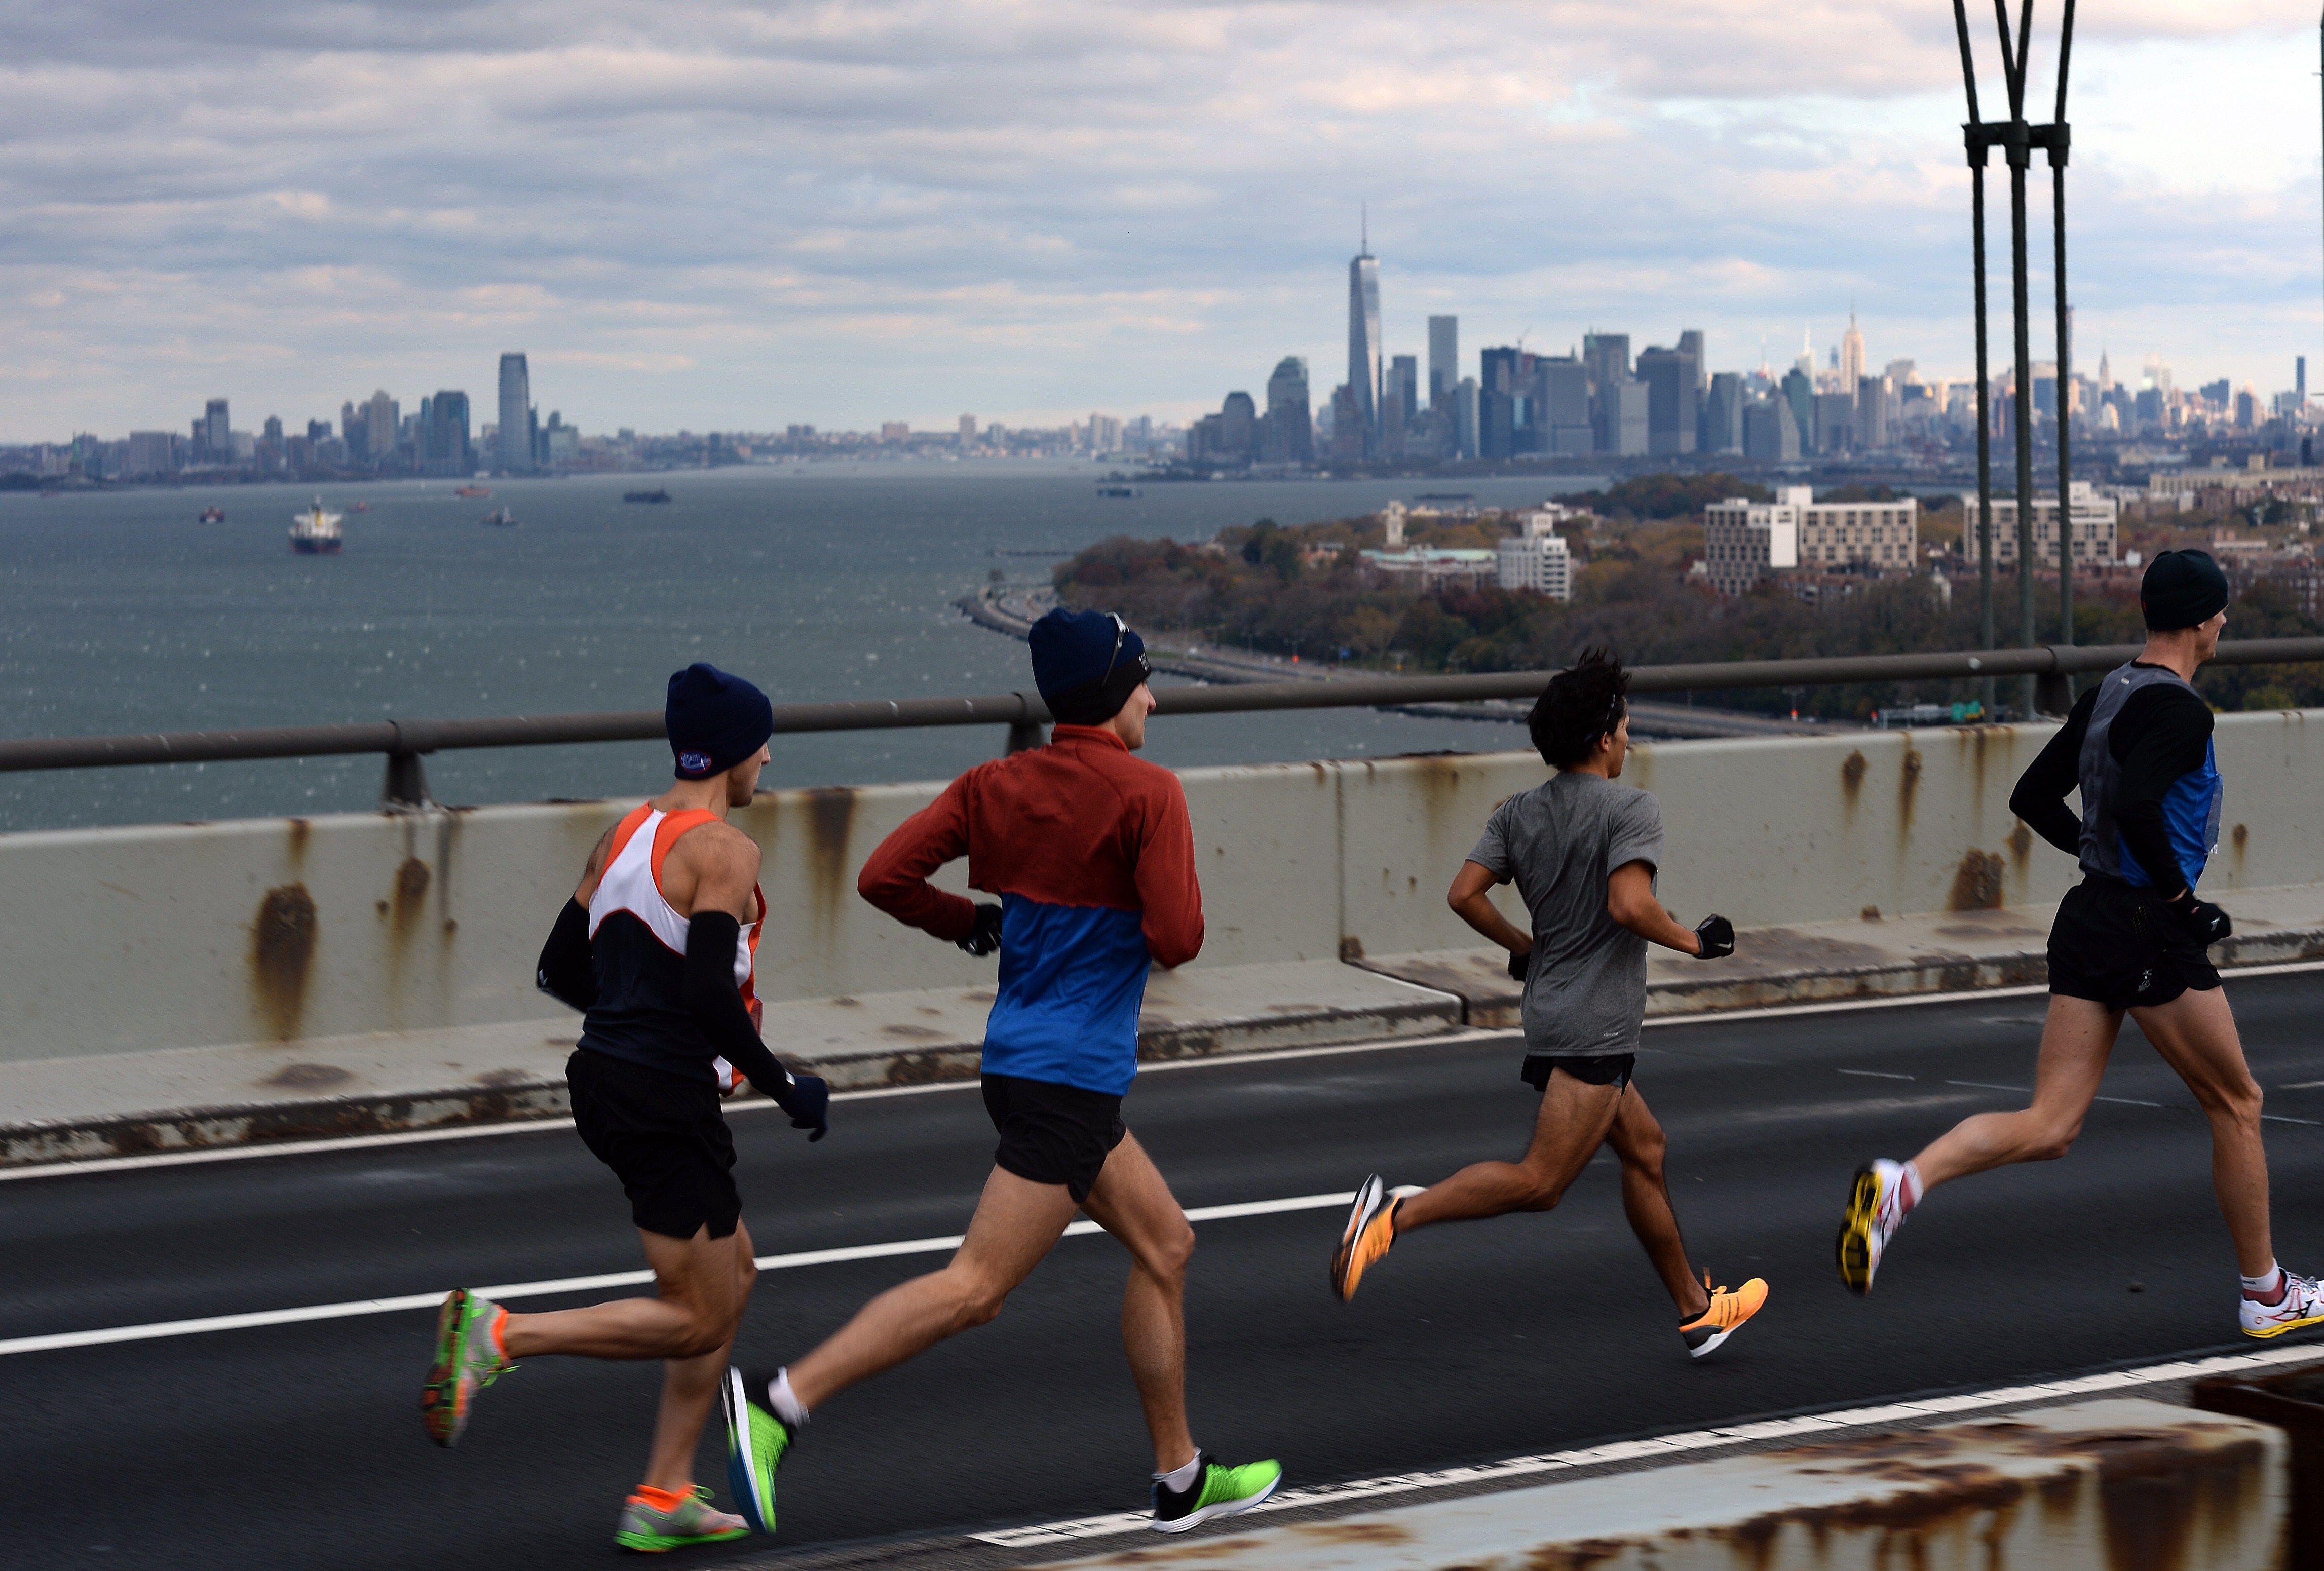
[1467,771,1665,1058]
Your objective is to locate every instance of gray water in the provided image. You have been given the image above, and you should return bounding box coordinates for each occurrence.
[0,462,1597,832]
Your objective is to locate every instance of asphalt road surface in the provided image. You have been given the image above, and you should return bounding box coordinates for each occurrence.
[9,973,2324,1568]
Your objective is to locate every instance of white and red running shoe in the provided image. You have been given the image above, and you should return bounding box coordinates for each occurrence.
[2241,1270,2324,1339]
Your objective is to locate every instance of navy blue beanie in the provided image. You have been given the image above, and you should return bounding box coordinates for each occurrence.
[1029,608,1151,726]
[666,663,774,779]
[2141,549,2231,631]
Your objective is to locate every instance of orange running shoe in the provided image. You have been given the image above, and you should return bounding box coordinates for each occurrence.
[1679,1272,1768,1360]
[1329,1175,1401,1301]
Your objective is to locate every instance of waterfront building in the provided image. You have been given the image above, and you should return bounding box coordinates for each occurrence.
[425,390,472,475]
[1636,346,1697,456]
[1704,487,1919,596]
[1361,546,1498,586]
[1497,528,1573,601]
[1971,481,2119,567]
[1219,392,1257,463]
[125,431,177,476]
[1264,357,1313,465]
[1679,329,1706,393]
[202,399,230,462]
[959,414,977,443]
[364,392,398,468]
[1607,380,1649,456]
[1428,316,1458,410]
[1582,332,1630,452]
[1479,345,1522,460]
[497,354,531,473]
[1348,236,1383,457]
[1812,390,1853,455]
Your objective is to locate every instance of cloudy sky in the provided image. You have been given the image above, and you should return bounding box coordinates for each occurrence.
[3,0,2319,440]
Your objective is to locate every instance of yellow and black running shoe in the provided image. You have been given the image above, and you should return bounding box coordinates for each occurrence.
[1329,1175,1400,1302]
[1836,1159,1908,1296]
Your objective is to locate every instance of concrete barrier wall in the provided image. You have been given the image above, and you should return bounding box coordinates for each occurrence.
[2,710,2315,1065]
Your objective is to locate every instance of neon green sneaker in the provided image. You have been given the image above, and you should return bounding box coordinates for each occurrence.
[615,1484,750,1552]
[721,1367,795,1535]
[421,1288,516,1447]
[1149,1452,1283,1533]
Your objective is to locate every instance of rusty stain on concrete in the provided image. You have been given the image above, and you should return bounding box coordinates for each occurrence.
[285,816,310,870]
[1898,744,1923,832]
[250,883,317,1040]
[1841,749,1868,810]
[263,1062,351,1090]
[2009,822,2034,868]
[391,856,430,934]
[1861,906,1882,922]
[804,787,858,924]
[881,1023,946,1040]
[1949,850,2005,912]
[2232,823,2249,877]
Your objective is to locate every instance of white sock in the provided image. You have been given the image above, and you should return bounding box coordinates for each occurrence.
[767,1368,809,1427]
[1153,1452,1201,1493]
[2242,1264,2285,1301]
[1897,1161,1924,1215]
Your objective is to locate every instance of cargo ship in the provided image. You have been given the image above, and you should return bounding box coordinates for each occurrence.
[623,488,671,504]
[290,499,344,554]
[454,485,491,499]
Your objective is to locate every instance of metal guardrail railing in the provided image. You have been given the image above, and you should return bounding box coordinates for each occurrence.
[2,638,2319,807]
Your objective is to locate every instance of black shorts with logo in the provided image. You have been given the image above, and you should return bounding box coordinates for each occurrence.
[2047,877,2223,1011]
[1521,1052,1635,1093]
[981,1072,1126,1204]
[568,1048,742,1241]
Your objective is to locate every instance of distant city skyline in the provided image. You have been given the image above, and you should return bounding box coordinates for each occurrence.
[4,3,2319,442]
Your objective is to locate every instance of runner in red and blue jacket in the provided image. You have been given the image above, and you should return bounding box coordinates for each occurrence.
[721,609,1282,1539]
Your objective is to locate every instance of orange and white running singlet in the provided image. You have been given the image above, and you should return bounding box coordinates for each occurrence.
[577,804,766,1086]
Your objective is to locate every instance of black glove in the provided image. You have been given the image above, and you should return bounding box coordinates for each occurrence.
[1506,947,1531,983]
[2171,893,2232,946]
[957,903,1004,957]
[1693,914,1735,961]
[774,1072,830,1142]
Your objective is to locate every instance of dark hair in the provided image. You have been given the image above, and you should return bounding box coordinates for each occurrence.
[1528,647,1629,768]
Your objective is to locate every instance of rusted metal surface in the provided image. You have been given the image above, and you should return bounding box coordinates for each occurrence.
[2196,1365,2324,1570]
[1027,1399,2286,1571]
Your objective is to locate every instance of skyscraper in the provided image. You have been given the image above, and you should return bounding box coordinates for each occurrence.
[1840,311,1865,391]
[1678,329,1706,393]
[1428,316,1458,410]
[426,390,472,474]
[204,399,230,459]
[1264,357,1313,464]
[1347,225,1382,458]
[365,391,398,468]
[1636,346,1698,455]
[497,353,532,473]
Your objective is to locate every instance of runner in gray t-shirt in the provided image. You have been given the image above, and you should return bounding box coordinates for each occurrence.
[1327,649,1771,1360]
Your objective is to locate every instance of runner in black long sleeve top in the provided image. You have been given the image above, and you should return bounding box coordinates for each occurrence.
[1837,549,2324,1342]
[2008,674,2214,896]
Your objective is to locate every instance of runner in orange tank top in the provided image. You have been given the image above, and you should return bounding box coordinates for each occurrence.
[418,664,830,1553]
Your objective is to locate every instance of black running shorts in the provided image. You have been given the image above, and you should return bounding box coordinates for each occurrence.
[981,1072,1125,1204]
[2047,877,2222,1011]
[567,1048,742,1241]
[1521,1052,1635,1093]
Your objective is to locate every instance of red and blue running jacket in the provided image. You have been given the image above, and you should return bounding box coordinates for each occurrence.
[858,725,1203,1096]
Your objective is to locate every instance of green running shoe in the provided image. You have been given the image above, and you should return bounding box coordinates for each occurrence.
[1150,1452,1283,1534]
[615,1484,750,1552]
[721,1367,795,1536]
[421,1288,515,1447]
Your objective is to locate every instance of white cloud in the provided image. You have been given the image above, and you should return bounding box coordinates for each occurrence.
[1,0,2318,438]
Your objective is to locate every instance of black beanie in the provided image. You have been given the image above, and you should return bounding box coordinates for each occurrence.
[1030,608,1153,726]
[2140,549,2230,631]
[665,663,774,779]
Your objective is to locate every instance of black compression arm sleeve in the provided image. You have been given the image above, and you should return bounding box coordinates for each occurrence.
[2007,686,2093,858]
[2111,683,2214,896]
[536,898,596,1011]
[682,910,791,1095]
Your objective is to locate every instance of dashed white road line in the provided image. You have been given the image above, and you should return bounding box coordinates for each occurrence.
[0,1191,1355,1359]
[970,1338,2324,1548]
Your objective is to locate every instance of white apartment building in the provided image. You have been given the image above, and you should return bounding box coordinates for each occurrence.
[1497,532,1572,600]
[1702,486,1919,596]
[1963,480,2118,566]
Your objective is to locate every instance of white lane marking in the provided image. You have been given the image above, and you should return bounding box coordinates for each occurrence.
[8,959,2318,1184]
[0,1191,1355,1358]
[969,1337,2324,1548]
[1836,1069,1914,1081]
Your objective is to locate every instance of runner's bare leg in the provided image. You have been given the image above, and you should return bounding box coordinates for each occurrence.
[1394,1072,1624,1231]
[2132,987,2273,1275]
[1603,1089,1710,1318]
[1079,1132,1198,1472]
